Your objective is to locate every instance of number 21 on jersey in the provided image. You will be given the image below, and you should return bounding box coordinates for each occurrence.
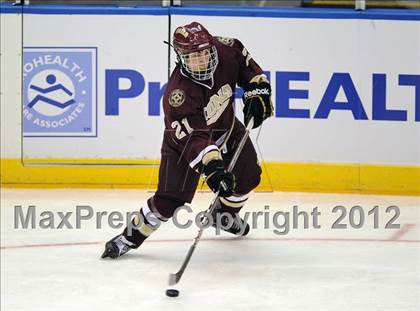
[171,117,193,140]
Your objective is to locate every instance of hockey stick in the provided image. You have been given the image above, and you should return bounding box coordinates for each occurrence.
[168,117,254,286]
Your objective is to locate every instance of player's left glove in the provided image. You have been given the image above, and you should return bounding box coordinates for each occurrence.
[242,74,273,129]
[203,159,236,197]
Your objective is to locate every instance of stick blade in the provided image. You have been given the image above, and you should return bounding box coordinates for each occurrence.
[168,273,179,286]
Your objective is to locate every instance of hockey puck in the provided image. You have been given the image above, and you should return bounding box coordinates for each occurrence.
[166,289,179,297]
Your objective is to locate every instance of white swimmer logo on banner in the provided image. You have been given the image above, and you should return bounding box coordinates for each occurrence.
[23,47,97,137]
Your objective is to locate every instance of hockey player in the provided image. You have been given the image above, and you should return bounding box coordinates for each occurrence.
[102,21,273,259]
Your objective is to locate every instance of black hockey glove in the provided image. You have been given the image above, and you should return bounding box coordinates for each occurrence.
[203,159,235,197]
[242,76,273,129]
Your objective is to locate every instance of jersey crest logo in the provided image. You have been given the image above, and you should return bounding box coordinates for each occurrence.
[204,84,233,125]
[169,89,185,107]
[217,37,234,47]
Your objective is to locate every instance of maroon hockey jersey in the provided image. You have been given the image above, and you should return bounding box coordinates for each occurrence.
[162,37,264,171]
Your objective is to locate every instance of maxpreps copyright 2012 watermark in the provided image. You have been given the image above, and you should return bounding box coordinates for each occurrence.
[13,204,401,236]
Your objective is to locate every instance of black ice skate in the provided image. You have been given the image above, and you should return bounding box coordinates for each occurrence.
[101,234,140,259]
[211,209,250,236]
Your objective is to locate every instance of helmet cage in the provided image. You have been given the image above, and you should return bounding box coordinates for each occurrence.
[177,45,218,81]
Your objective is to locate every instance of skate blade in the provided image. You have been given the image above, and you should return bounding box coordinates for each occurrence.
[101,250,109,259]
[101,248,116,259]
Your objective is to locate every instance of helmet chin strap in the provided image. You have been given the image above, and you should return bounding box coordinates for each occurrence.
[164,39,182,60]
[163,40,172,47]
[164,40,188,70]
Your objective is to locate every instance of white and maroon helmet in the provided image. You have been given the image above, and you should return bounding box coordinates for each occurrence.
[172,22,219,81]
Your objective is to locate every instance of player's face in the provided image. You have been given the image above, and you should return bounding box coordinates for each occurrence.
[177,45,218,81]
[184,48,210,72]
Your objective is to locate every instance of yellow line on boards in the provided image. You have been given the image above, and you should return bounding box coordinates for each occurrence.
[1,158,419,196]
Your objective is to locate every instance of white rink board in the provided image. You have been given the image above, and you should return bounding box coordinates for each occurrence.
[1,11,419,164]
[20,14,167,159]
[171,15,420,165]
[1,14,22,159]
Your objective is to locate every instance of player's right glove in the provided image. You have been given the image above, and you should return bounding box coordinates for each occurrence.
[203,159,236,197]
[242,74,273,129]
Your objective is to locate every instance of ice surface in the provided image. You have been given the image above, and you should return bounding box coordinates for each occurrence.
[1,189,419,311]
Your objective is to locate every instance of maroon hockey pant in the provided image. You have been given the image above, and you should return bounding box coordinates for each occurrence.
[152,126,262,219]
